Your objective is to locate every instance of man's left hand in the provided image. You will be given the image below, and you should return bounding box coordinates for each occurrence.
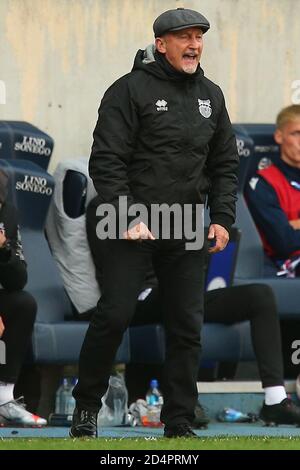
[123,222,155,241]
[207,224,229,253]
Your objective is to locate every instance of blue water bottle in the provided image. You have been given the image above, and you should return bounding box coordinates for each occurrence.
[145,379,163,426]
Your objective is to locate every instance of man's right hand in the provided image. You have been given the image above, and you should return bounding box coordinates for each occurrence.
[123,222,155,241]
[0,316,4,338]
[207,224,229,253]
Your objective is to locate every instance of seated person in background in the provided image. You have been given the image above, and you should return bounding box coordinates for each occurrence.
[245,105,300,275]
[86,195,300,427]
[0,169,46,427]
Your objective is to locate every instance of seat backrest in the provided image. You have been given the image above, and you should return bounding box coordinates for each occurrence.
[45,158,99,316]
[237,123,278,152]
[21,229,73,323]
[0,121,54,170]
[0,159,73,322]
[0,159,54,229]
[63,170,87,218]
[205,194,265,280]
[234,123,280,190]
[205,228,241,290]
[234,193,265,279]
[233,124,281,278]
[232,125,254,192]
[214,125,270,279]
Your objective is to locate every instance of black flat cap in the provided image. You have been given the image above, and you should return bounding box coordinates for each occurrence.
[153,7,210,37]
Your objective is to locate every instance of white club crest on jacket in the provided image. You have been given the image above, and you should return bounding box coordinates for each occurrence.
[198,99,212,118]
[156,99,168,111]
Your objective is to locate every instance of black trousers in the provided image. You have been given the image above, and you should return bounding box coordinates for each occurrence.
[128,283,284,392]
[205,283,284,387]
[73,238,205,426]
[0,290,37,384]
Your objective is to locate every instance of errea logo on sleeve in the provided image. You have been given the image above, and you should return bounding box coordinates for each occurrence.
[156,99,168,111]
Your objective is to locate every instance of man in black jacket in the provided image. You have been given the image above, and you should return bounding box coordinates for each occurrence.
[0,169,47,426]
[71,7,238,438]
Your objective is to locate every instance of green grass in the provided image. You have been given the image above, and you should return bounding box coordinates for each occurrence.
[1,436,300,450]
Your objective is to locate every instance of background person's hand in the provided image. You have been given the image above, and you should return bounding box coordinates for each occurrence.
[289,219,300,230]
[0,230,6,248]
[0,316,4,338]
[123,222,155,241]
[207,224,229,253]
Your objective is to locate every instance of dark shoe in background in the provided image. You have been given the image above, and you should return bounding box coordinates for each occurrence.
[69,407,98,438]
[164,423,198,438]
[260,398,300,426]
[193,402,210,429]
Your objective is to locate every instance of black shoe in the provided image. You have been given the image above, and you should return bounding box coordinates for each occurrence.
[260,398,300,426]
[69,407,98,438]
[193,402,210,429]
[164,423,198,438]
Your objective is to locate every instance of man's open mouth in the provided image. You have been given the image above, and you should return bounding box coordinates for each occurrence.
[182,54,198,63]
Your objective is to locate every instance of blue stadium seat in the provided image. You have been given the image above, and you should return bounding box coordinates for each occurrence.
[0,159,130,364]
[0,121,54,170]
[63,170,87,218]
[232,125,254,191]
[129,322,254,364]
[233,123,280,189]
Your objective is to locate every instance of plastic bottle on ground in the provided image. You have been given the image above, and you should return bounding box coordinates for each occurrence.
[145,379,163,427]
[55,378,70,414]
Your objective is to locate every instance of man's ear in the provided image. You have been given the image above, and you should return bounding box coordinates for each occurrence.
[274,129,283,145]
[155,37,167,54]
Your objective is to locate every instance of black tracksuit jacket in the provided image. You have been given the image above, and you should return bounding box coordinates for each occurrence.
[89,49,239,232]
